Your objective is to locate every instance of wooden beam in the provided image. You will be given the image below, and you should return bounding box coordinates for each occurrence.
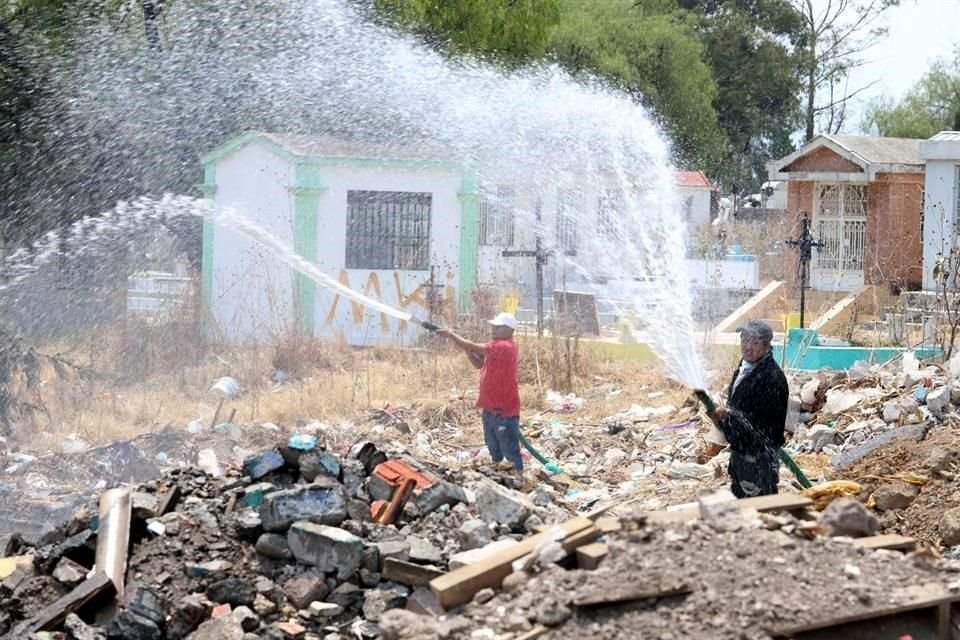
[770,584,959,637]
[574,583,691,607]
[851,534,916,551]
[646,493,813,524]
[430,518,593,610]
[515,626,548,640]
[576,543,608,570]
[18,571,116,633]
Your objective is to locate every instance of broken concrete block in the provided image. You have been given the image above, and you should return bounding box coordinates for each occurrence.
[366,475,395,502]
[184,560,233,578]
[207,578,257,607]
[362,583,410,622]
[299,451,341,482]
[282,575,330,609]
[698,488,742,532]
[927,386,950,416]
[328,582,364,609]
[131,492,161,520]
[873,482,920,512]
[925,449,955,474]
[449,538,520,570]
[287,522,365,578]
[457,519,493,551]
[187,605,259,640]
[244,448,286,480]
[940,507,960,546]
[406,536,442,564]
[255,533,293,560]
[64,613,105,640]
[882,401,901,423]
[52,557,87,587]
[105,609,161,640]
[308,601,343,618]
[166,595,209,640]
[374,539,411,565]
[475,481,534,528]
[415,481,468,514]
[820,498,879,537]
[405,586,444,616]
[243,482,277,508]
[259,479,348,532]
[341,459,366,497]
[807,425,837,453]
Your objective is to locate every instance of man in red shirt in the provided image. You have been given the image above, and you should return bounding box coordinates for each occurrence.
[438,313,522,471]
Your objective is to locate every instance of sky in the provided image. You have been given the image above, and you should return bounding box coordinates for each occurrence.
[840,0,960,133]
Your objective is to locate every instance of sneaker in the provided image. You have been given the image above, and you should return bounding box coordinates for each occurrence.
[496,459,514,472]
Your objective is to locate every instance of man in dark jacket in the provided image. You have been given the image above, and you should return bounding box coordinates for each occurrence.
[706,320,789,498]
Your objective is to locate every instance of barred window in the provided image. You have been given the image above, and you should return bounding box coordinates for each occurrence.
[346,190,431,270]
[479,185,515,247]
[597,189,623,241]
[556,188,582,255]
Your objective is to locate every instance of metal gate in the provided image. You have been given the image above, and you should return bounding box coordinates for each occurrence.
[812,183,867,291]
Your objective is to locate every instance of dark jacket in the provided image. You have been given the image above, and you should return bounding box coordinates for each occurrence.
[723,352,788,451]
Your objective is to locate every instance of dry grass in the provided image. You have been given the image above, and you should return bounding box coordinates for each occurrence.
[2,306,754,455]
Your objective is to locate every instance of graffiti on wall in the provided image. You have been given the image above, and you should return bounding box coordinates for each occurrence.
[323,269,457,332]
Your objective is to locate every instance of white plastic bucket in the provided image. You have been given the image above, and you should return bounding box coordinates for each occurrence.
[209,377,240,399]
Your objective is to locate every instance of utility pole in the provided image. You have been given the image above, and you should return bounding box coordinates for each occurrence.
[786,213,824,329]
[502,198,548,337]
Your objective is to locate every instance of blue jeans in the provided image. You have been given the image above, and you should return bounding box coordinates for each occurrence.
[481,411,523,471]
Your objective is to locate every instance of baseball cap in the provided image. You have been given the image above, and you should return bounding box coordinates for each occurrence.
[737,319,773,343]
[488,312,517,330]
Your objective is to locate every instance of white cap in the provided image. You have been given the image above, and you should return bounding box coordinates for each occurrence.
[488,312,517,330]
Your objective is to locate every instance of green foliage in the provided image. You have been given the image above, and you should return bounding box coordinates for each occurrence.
[548,0,725,172]
[372,0,561,63]
[685,0,804,187]
[863,52,960,138]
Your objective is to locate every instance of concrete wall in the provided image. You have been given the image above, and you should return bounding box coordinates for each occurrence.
[308,165,463,346]
[922,161,960,290]
[678,186,712,226]
[210,144,296,343]
[686,258,759,289]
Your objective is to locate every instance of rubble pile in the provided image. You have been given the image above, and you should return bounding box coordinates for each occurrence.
[380,498,960,640]
[0,436,579,640]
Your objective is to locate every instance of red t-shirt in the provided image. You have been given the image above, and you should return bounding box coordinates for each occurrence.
[477,339,520,417]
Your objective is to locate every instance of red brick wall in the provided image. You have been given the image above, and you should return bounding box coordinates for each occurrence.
[781,174,923,292]
[784,147,865,173]
[866,173,924,290]
[783,181,814,289]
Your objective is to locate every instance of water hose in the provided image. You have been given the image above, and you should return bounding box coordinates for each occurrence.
[693,389,812,489]
[518,431,563,475]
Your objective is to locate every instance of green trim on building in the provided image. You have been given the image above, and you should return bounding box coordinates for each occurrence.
[291,163,326,335]
[457,169,480,311]
[199,164,217,323]
[201,131,462,172]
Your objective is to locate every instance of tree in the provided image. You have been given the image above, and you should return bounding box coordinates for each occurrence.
[370,0,561,64]
[793,0,899,141]
[548,0,725,173]
[682,0,805,188]
[863,51,960,138]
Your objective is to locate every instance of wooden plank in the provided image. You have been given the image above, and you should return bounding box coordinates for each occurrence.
[19,571,116,633]
[383,558,445,586]
[574,583,691,607]
[430,518,593,610]
[771,584,959,637]
[515,626,548,640]
[562,525,601,550]
[576,543,608,570]
[647,493,813,524]
[157,485,181,516]
[852,534,916,551]
[595,518,621,533]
